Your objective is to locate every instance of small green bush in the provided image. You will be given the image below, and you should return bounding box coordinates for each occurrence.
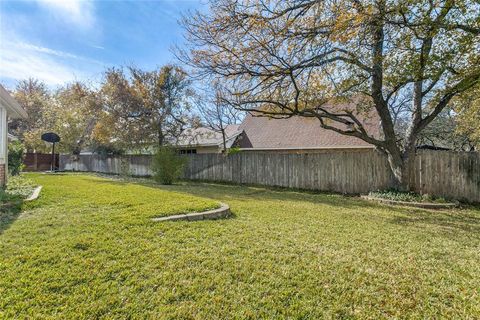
[119,157,131,177]
[151,146,187,185]
[8,141,25,176]
[0,189,19,203]
[0,175,36,203]
[368,189,449,203]
[227,147,241,155]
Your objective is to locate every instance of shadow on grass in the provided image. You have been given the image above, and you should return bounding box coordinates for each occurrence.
[84,174,422,215]
[390,210,480,236]
[70,174,480,237]
[0,201,24,235]
[86,175,376,209]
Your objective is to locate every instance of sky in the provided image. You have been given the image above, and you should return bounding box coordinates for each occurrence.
[0,0,206,89]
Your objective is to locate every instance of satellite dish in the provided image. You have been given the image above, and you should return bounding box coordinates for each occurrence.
[41,132,60,143]
[41,132,60,172]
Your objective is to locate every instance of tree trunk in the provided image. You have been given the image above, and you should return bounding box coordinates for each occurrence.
[72,117,96,156]
[158,126,164,147]
[386,147,415,192]
[72,147,81,156]
[220,127,227,154]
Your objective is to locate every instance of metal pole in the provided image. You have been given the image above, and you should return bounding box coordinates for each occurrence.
[51,142,55,172]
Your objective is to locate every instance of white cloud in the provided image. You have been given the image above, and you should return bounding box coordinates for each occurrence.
[0,34,103,86]
[16,41,103,65]
[90,44,105,50]
[0,51,80,86]
[35,0,95,29]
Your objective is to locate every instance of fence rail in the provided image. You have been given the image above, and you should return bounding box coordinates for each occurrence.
[60,150,480,202]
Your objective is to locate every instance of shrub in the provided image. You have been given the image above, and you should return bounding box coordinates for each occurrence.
[368,189,449,203]
[119,157,131,177]
[5,175,36,199]
[0,175,36,203]
[151,147,187,185]
[227,147,241,155]
[8,141,25,176]
[92,144,125,156]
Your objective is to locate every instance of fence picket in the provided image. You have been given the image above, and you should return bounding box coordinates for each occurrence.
[59,150,480,202]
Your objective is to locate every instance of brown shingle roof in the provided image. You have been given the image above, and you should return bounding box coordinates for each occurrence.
[238,100,382,149]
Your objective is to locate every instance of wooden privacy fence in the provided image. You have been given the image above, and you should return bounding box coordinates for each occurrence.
[59,154,152,176]
[24,153,59,171]
[60,149,480,202]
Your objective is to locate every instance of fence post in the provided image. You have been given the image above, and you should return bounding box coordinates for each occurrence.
[59,151,480,202]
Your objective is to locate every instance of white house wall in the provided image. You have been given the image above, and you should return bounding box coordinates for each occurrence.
[0,106,7,165]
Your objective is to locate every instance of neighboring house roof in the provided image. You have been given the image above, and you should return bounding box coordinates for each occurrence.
[176,124,243,148]
[238,99,382,149]
[0,85,27,119]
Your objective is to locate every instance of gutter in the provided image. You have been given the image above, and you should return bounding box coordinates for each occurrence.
[0,85,28,119]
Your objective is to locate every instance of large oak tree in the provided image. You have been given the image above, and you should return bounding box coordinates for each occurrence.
[180,0,480,190]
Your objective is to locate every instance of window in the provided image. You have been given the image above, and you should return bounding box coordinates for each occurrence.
[179,149,197,154]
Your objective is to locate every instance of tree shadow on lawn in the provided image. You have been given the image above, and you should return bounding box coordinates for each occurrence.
[85,175,480,238]
[86,175,376,209]
[0,201,24,235]
[389,209,480,237]
[171,183,480,238]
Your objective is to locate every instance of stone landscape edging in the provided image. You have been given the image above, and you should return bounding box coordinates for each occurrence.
[25,186,43,202]
[152,203,230,222]
[360,195,458,209]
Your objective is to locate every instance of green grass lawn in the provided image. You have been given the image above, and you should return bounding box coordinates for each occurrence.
[1,173,479,319]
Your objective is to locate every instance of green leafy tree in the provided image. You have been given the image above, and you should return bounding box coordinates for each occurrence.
[10,79,51,152]
[10,80,102,154]
[454,86,480,149]
[100,65,194,151]
[181,0,480,190]
[51,82,102,155]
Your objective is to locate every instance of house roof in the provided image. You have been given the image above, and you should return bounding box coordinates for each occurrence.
[0,85,27,119]
[238,99,382,149]
[176,124,242,148]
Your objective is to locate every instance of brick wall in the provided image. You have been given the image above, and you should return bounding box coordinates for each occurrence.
[0,163,5,187]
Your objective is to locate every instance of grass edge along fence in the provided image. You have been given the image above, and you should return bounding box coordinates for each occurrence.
[60,149,480,203]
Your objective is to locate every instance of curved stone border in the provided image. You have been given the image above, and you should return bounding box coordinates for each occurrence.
[25,186,42,202]
[361,195,458,209]
[152,203,230,222]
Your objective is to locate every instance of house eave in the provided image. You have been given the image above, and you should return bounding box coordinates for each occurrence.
[175,143,220,148]
[0,86,27,119]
